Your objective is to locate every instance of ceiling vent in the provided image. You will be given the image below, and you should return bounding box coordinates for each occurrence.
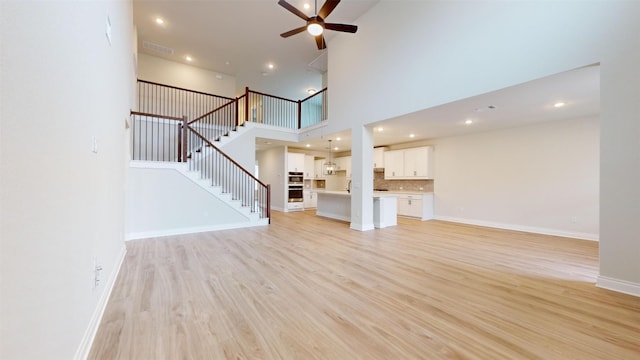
[142,41,174,55]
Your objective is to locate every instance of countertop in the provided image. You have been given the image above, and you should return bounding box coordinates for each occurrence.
[315,190,400,198]
[315,190,433,196]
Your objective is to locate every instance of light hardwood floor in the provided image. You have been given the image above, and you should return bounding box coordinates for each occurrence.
[89,211,640,359]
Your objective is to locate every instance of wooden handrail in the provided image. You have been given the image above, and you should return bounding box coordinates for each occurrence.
[188,100,236,125]
[130,111,184,121]
[300,87,327,102]
[186,126,269,189]
[137,79,235,101]
[248,89,298,103]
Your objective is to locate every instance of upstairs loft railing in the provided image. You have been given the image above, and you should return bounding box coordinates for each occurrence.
[129,111,270,222]
[136,79,235,123]
[136,80,328,140]
[237,87,327,129]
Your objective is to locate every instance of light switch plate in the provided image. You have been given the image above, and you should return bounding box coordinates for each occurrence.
[105,15,112,46]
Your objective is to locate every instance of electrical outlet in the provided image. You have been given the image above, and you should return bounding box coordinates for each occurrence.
[570,216,578,223]
[91,136,98,154]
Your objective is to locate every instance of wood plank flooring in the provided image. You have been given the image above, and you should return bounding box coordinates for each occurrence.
[89,211,640,359]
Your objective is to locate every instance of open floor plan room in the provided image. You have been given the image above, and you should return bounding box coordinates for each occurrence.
[89,212,640,359]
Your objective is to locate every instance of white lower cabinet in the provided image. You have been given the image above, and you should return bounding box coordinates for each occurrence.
[394,193,434,220]
[303,190,317,209]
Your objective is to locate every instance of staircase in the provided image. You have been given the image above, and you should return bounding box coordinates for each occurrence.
[126,80,327,240]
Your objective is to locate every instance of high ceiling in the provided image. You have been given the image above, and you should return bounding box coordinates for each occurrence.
[261,64,600,153]
[133,0,379,100]
[134,1,600,154]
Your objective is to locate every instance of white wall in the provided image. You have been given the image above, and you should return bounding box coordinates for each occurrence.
[126,165,250,239]
[137,53,236,98]
[0,1,133,359]
[328,1,640,293]
[256,147,287,212]
[433,117,600,240]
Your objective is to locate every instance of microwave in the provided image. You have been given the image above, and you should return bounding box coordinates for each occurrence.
[288,172,303,184]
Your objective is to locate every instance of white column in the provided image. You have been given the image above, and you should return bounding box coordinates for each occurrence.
[350,125,375,231]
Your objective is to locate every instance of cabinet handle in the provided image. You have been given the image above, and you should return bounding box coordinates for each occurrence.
[414,170,417,176]
[408,199,412,205]
[392,171,395,176]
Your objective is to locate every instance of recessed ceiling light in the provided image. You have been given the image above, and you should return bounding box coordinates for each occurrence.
[268,63,274,69]
[334,147,339,151]
[306,144,311,147]
[303,3,311,10]
[215,74,223,80]
[225,61,230,65]
[465,119,473,125]
[307,88,317,95]
[475,105,497,113]
[155,17,164,25]
[377,127,383,132]
[336,137,341,141]
[554,102,566,108]
[185,56,193,62]
[409,134,415,138]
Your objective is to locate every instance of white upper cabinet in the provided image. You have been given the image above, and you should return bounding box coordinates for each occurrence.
[384,150,405,179]
[384,146,434,179]
[304,155,315,179]
[373,147,387,168]
[314,159,326,178]
[287,152,305,173]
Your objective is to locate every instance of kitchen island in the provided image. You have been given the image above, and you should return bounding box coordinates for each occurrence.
[315,191,398,228]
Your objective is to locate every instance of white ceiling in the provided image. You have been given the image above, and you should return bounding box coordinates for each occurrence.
[133,0,379,100]
[133,2,600,154]
[262,64,600,153]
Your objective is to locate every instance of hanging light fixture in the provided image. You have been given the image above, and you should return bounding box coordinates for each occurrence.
[324,139,336,175]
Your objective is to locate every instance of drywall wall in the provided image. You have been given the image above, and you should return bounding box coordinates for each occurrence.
[433,117,600,240]
[137,53,236,98]
[126,165,250,239]
[328,1,640,293]
[256,147,287,212]
[0,1,133,359]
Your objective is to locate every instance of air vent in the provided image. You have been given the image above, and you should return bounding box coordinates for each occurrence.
[142,41,174,55]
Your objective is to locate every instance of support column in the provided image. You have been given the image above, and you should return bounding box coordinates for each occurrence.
[350,125,375,231]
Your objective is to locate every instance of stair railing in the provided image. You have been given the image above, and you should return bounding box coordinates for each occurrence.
[187,126,271,221]
[130,111,188,162]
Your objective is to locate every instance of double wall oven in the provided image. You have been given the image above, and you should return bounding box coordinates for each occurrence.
[288,172,304,203]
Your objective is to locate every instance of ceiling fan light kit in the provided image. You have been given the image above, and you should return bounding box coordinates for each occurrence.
[278,0,358,50]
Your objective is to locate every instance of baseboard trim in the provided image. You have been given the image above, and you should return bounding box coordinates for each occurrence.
[596,275,640,297]
[125,220,269,241]
[350,222,375,231]
[434,216,599,241]
[74,245,127,360]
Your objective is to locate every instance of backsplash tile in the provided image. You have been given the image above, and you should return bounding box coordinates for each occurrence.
[373,172,434,192]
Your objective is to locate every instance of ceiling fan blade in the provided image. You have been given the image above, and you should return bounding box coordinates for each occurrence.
[315,35,327,50]
[325,23,358,33]
[280,26,308,38]
[318,0,340,19]
[278,0,310,21]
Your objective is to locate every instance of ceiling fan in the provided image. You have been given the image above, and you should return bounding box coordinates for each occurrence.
[278,0,358,50]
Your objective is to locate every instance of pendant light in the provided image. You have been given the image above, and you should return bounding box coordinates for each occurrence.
[324,139,336,175]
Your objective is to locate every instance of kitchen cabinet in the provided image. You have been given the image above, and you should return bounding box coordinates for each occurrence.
[373,147,387,168]
[384,146,434,179]
[395,193,434,220]
[303,190,317,208]
[335,156,352,178]
[384,150,405,178]
[304,155,315,179]
[314,159,325,178]
[287,152,305,173]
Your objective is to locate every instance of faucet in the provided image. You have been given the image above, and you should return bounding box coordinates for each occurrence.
[347,180,352,193]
